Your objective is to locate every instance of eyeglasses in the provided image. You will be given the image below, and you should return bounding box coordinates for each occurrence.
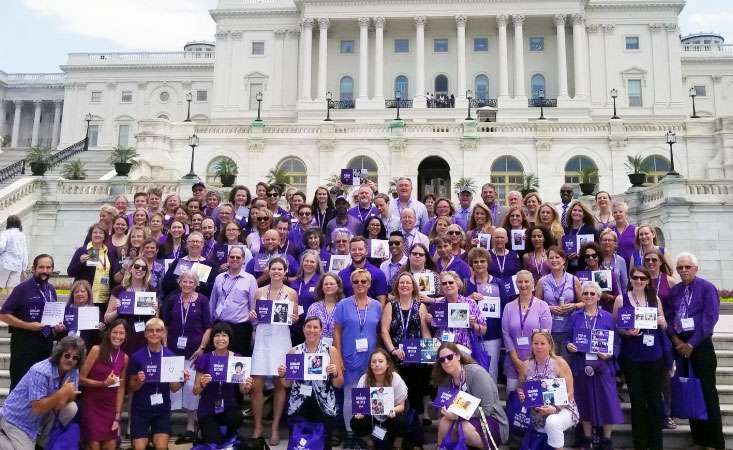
[352,279,369,285]
[447,231,462,236]
[299,212,312,216]
[631,275,648,281]
[267,193,279,198]
[388,241,402,246]
[644,257,659,263]
[582,292,598,297]
[256,217,270,222]
[62,353,80,361]
[132,264,148,271]
[584,254,598,259]
[437,353,457,364]
[676,265,693,270]
[441,280,456,286]
[335,239,349,244]
[410,252,425,257]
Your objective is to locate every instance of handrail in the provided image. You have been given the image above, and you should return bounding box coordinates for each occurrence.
[0,160,26,185]
[0,138,86,185]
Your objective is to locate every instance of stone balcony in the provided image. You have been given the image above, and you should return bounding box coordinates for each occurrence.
[682,44,733,59]
[64,51,215,67]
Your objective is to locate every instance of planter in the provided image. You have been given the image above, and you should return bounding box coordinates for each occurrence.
[114,162,133,177]
[628,173,646,187]
[220,174,236,187]
[29,162,48,176]
[520,188,537,197]
[579,183,596,196]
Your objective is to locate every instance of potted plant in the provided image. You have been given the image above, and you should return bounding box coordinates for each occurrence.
[625,154,648,187]
[26,147,50,176]
[109,146,138,177]
[61,159,87,180]
[578,167,599,195]
[519,173,540,197]
[265,167,288,194]
[213,157,238,187]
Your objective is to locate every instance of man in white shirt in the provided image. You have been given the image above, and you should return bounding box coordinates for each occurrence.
[399,208,430,253]
[389,177,429,230]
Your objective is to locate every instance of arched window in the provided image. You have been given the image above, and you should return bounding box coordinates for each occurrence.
[277,157,307,193]
[395,76,409,99]
[531,74,546,99]
[642,155,670,184]
[339,76,354,101]
[157,114,170,120]
[206,156,237,186]
[475,74,490,100]
[347,156,378,185]
[564,156,598,184]
[490,156,524,203]
[435,75,448,94]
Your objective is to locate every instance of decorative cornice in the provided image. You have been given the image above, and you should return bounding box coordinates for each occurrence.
[572,14,585,26]
[358,17,370,27]
[648,23,664,32]
[414,16,426,26]
[230,31,243,40]
[274,28,288,37]
[288,29,301,38]
[602,24,615,33]
[553,14,566,27]
[302,17,314,28]
[215,31,228,41]
[496,14,508,27]
[373,16,385,28]
[512,14,525,26]
[586,24,602,34]
[318,18,330,29]
[455,15,467,27]
[664,23,678,32]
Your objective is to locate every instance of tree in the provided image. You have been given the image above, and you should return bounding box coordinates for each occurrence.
[266,167,288,193]
[520,173,540,196]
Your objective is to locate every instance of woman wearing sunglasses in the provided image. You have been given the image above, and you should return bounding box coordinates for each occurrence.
[577,242,617,311]
[433,342,508,449]
[564,282,622,450]
[432,271,486,352]
[400,243,439,303]
[245,208,273,255]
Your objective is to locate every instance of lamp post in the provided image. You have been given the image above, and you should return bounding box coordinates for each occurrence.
[610,88,619,119]
[84,113,92,151]
[324,91,334,121]
[394,91,402,120]
[665,130,680,176]
[465,90,473,120]
[255,91,263,122]
[183,133,199,179]
[689,87,700,118]
[537,89,546,120]
[184,92,192,122]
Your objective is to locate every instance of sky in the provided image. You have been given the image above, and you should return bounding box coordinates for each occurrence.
[0,0,731,73]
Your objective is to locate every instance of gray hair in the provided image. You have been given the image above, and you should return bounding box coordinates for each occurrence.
[331,227,353,242]
[675,252,699,268]
[580,281,603,297]
[400,208,416,219]
[611,201,628,212]
[50,336,87,367]
[178,269,201,285]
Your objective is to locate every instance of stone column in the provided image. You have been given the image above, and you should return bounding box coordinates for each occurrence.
[572,14,588,99]
[554,14,569,99]
[513,15,526,99]
[0,101,6,141]
[31,100,42,148]
[456,15,468,100]
[497,15,510,100]
[358,17,370,102]
[301,18,314,101]
[52,100,62,148]
[317,18,330,101]
[11,102,22,148]
[373,17,385,102]
[665,23,684,106]
[414,16,427,108]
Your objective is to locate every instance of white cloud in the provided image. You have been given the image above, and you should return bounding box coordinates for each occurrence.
[684,13,733,39]
[22,0,218,50]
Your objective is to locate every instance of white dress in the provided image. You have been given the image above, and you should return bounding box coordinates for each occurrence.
[251,295,293,376]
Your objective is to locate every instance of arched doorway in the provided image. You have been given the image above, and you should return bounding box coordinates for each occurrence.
[418,156,451,201]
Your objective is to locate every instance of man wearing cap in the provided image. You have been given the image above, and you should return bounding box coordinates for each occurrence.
[325,196,361,247]
[191,182,207,203]
[454,185,474,230]
[480,183,507,226]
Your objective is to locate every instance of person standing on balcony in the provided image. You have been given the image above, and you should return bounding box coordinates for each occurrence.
[0,215,28,290]
[389,178,429,231]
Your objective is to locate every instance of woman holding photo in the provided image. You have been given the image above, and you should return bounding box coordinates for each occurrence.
[465,203,495,244]
[58,280,105,351]
[431,271,486,352]
[522,225,554,282]
[68,223,120,306]
[433,342,508,449]
[249,257,298,445]
[563,201,598,274]
[193,322,253,447]
[400,243,439,303]
[500,207,531,256]
[598,228,629,309]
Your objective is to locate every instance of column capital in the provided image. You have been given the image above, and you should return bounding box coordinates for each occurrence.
[586,24,602,34]
[13,101,23,109]
[455,15,467,27]
[33,99,43,106]
[302,17,314,28]
[648,23,664,33]
[373,16,385,28]
[601,24,615,33]
[318,18,330,30]
[274,28,288,37]
[53,99,63,105]
[288,29,300,38]
[512,14,525,26]
[664,23,678,32]
[553,14,566,27]
[571,13,586,26]
[414,16,426,26]
[496,14,509,27]
[358,17,370,27]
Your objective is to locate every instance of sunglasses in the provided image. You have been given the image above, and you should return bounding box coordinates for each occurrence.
[677,265,693,270]
[631,275,648,281]
[437,353,457,364]
[644,257,660,263]
[132,264,148,271]
[256,217,270,222]
[62,353,80,361]
[388,241,402,246]
[352,279,369,285]
[410,252,426,257]
[299,212,312,216]
[447,231,462,236]
[267,193,279,198]
[584,253,598,259]
[441,280,456,286]
[582,291,598,296]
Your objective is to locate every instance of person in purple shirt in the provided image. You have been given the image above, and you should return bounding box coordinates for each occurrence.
[348,185,379,235]
[338,237,389,305]
[289,204,317,258]
[245,229,298,286]
[265,186,291,223]
[301,228,332,270]
[325,196,361,246]
[162,270,212,442]
[563,201,598,274]
[200,218,218,261]
[127,318,190,450]
[666,253,724,450]
[489,228,521,297]
[160,232,218,302]
[289,250,323,345]
[610,201,636,269]
[434,237,471,282]
[274,217,300,260]
[0,254,58,390]
[420,197,455,236]
[209,221,253,272]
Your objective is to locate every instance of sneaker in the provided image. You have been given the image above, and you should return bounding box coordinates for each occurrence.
[576,436,592,450]
[664,417,678,429]
[600,437,614,450]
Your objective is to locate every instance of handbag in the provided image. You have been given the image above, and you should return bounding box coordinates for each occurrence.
[519,428,554,450]
[670,359,708,420]
[505,390,531,436]
[469,332,491,373]
[439,419,468,450]
[287,420,326,450]
[45,414,80,450]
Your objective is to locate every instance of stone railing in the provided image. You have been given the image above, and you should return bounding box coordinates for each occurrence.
[2,73,65,84]
[682,44,733,57]
[56,179,183,198]
[630,178,733,212]
[66,52,215,65]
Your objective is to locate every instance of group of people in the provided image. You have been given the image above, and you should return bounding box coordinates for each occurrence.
[0,178,724,450]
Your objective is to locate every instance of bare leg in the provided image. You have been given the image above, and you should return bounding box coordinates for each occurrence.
[251,376,264,438]
[152,433,169,450]
[132,438,148,450]
[101,439,117,450]
[269,377,286,445]
[437,417,453,444]
[602,424,613,438]
[459,420,485,448]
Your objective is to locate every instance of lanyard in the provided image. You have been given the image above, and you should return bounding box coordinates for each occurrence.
[630,291,646,307]
[36,280,52,303]
[583,312,598,331]
[316,209,326,227]
[518,299,533,336]
[357,206,373,223]
[297,276,314,298]
[398,300,415,340]
[549,273,568,302]
[268,284,284,301]
[493,250,507,276]
[601,254,617,271]
[389,263,400,281]
[354,298,369,332]
[180,294,193,336]
[680,283,694,318]
[532,252,546,278]
[451,367,466,391]
[110,348,121,367]
[439,256,455,274]
[146,347,160,393]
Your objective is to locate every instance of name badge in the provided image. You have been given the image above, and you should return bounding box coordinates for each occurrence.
[553,315,566,322]
[585,353,598,361]
[372,425,387,440]
[298,305,305,316]
[214,398,225,414]
[299,384,313,397]
[134,322,145,333]
[441,331,456,343]
[309,286,315,292]
[643,333,655,347]
[150,393,164,406]
[681,317,695,331]
[321,337,334,347]
[517,336,530,348]
[355,338,369,353]
[100,276,109,286]
[177,336,188,350]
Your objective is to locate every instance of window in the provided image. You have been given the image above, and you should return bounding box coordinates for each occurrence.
[435,75,448,94]
[277,157,307,192]
[395,76,409,99]
[564,156,598,185]
[118,124,130,147]
[340,40,355,54]
[490,156,524,203]
[434,39,449,53]
[159,91,170,102]
[531,74,546,99]
[628,79,642,107]
[206,156,237,186]
[693,85,706,97]
[88,125,99,148]
[347,156,378,185]
[91,91,102,103]
[340,76,354,101]
[251,41,265,55]
[249,83,263,110]
[474,38,489,52]
[625,36,640,50]
[157,114,170,120]
[196,90,208,102]
[642,155,671,184]
[121,91,133,103]
[529,37,545,52]
[395,39,409,53]
[475,75,490,100]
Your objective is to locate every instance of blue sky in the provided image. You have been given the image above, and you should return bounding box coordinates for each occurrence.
[1,0,731,73]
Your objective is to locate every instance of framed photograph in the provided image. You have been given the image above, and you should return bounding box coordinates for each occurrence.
[328,254,352,272]
[369,239,390,259]
[510,229,526,251]
[271,300,293,326]
[478,296,500,319]
[477,233,491,250]
[576,234,595,252]
[226,356,251,383]
[447,303,469,329]
[592,270,612,292]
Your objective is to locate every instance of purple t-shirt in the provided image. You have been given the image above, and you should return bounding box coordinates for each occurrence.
[501,298,552,379]
[0,278,57,323]
[162,293,212,358]
[436,257,471,282]
[194,352,242,418]
[128,346,176,414]
[339,262,389,299]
